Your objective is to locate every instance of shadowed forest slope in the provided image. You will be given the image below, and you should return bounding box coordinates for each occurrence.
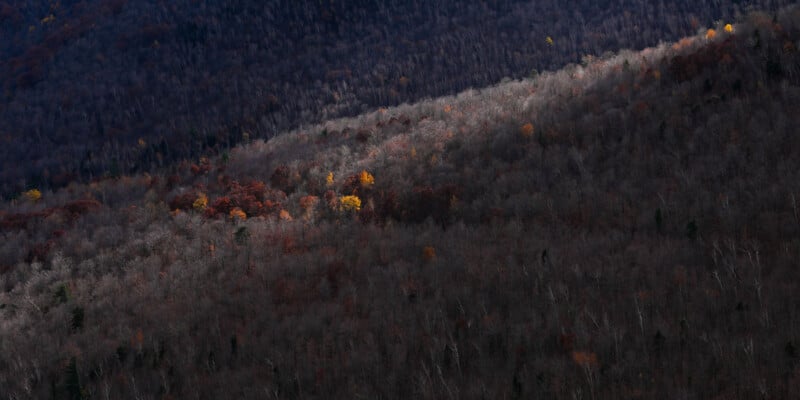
[0,0,796,197]
[2,5,800,399]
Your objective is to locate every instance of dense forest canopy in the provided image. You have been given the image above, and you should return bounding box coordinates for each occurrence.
[0,0,795,197]
[1,2,800,397]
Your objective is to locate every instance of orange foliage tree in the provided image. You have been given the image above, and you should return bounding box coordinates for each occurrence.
[229,207,247,221]
[422,246,436,261]
[359,170,375,187]
[520,122,535,138]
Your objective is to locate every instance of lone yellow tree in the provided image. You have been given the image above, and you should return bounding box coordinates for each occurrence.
[193,193,208,211]
[359,170,375,187]
[339,195,362,212]
[326,172,335,187]
[24,189,42,202]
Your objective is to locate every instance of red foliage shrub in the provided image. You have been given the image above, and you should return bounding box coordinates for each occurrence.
[299,195,320,211]
[1,199,99,231]
[207,196,233,216]
[270,165,295,193]
[199,180,275,218]
[204,186,278,218]
[243,180,267,197]
[168,191,198,211]
[190,157,211,176]
[261,200,281,215]
[226,181,265,215]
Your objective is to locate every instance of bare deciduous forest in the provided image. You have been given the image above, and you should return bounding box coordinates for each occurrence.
[2,1,800,399]
[0,0,795,196]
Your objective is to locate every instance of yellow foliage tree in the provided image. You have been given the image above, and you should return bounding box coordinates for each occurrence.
[706,28,717,40]
[724,24,733,33]
[359,170,375,187]
[545,36,554,46]
[339,195,361,212]
[193,193,208,211]
[24,189,42,202]
[326,172,335,187]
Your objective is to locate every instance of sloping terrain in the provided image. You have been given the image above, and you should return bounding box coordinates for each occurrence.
[0,0,795,197]
[2,6,800,399]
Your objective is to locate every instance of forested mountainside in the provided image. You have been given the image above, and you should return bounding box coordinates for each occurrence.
[2,4,800,400]
[0,0,796,197]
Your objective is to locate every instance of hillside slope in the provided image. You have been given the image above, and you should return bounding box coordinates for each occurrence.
[2,6,800,399]
[0,0,796,197]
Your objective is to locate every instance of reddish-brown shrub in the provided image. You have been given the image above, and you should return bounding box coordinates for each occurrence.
[207,197,233,217]
[168,191,197,211]
[190,157,211,176]
[270,165,292,192]
[261,199,281,215]
[299,195,320,211]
